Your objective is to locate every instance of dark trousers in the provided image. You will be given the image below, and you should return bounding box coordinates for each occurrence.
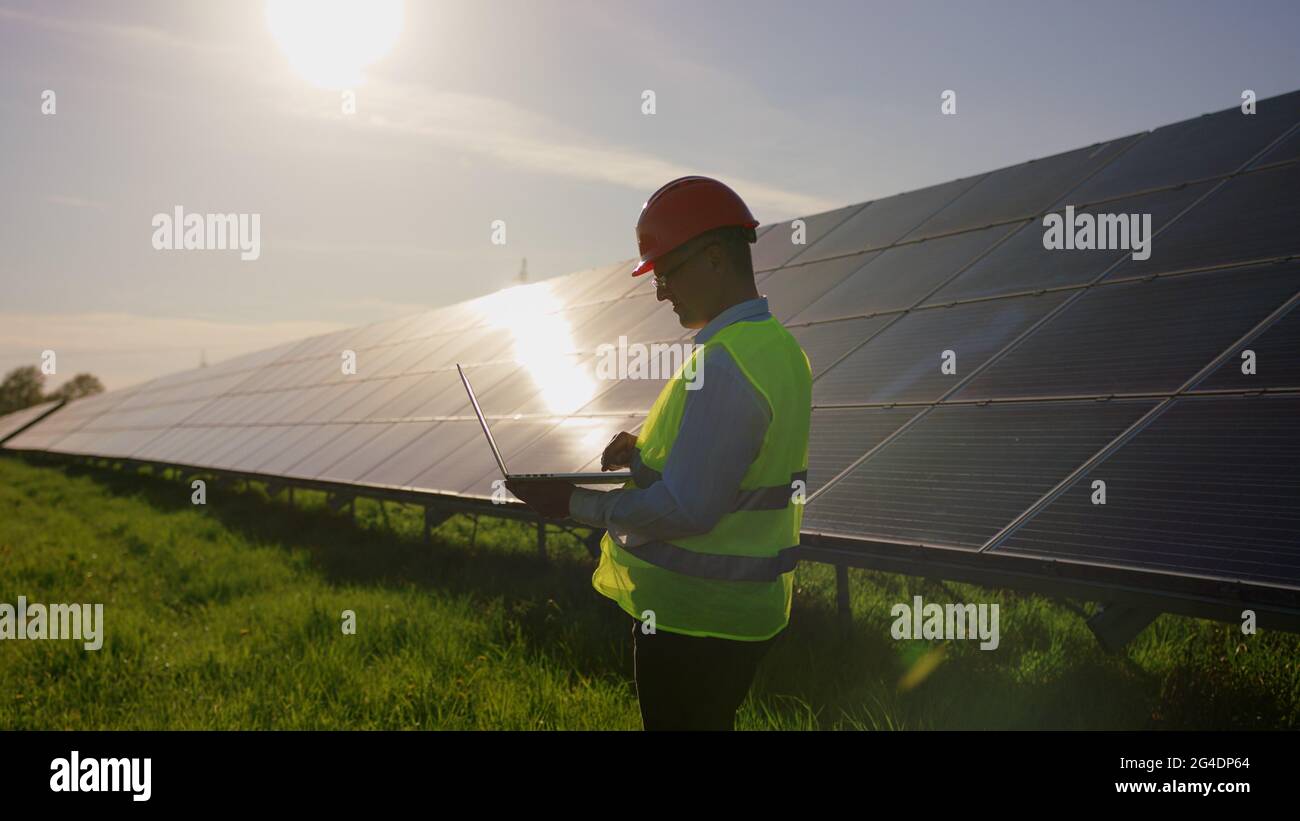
[631,617,777,731]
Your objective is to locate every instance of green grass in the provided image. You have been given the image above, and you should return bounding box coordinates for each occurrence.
[1,454,1296,730]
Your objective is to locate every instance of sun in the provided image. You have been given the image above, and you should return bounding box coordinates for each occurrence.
[265,0,404,90]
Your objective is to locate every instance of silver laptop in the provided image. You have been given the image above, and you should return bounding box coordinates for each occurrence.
[457,364,632,484]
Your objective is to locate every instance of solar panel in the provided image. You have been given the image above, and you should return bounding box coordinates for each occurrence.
[1198,301,1300,391]
[792,224,1019,323]
[275,423,392,480]
[1249,125,1300,168]
[576,373,671,414]
[316,420,441,485]
[7,387,143,453]
[129,426,198,464]
[955,262,1300,400]
[1067,89,1300,202]
[357,420,478,490]
[163,426,237,466]
[399,362,515,419]
[750,204,866,271]
[812,291,1069,405]
[902,136,1141,240]
[923,182,1215,304]
[408,418,551,495]
[618,297,693,344]
[1105,162,1300,279]
[804,400,1157,546]
[202,425,278,470]
[806,407,915,494]
[788,175,984,264]
[475,355,605,417]
[789,316,893,378]
[548,259,641,306]
[571,295,674,350]
[758,251,879,322]
[249,424,353,476]
[991,394,1300,588]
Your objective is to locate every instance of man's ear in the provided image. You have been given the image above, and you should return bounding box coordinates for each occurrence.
[704,241,726,273]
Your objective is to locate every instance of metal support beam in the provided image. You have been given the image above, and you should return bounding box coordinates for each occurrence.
[836,564,852,639]
[1086,602,1159,653]
[422,505,454,543]
[326,492,354,513]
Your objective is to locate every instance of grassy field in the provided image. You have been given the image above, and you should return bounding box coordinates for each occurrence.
[1,453,1296,730]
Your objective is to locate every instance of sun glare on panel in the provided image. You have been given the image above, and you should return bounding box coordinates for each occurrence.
[265,0,404,89]
[477,282,598,415]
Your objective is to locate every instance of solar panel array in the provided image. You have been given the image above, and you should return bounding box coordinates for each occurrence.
[0,400,63,445]
[4,90,1299,600]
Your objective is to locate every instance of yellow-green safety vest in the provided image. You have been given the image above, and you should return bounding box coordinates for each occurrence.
[591,315,812,641]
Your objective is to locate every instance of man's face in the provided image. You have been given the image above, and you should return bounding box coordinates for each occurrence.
[652,239,724,329]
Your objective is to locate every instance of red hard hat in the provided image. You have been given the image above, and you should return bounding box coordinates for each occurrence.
[632,176,759,277]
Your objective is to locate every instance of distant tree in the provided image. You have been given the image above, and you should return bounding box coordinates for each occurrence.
[47,373,105,402]
[0,366,46,414]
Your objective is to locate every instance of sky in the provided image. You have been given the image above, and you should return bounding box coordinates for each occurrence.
[2,0,1299,390]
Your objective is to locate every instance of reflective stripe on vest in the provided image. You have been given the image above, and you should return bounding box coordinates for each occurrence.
[633,465,808,512]
[619,540,800,582]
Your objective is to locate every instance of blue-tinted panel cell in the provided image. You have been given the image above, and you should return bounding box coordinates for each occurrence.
[956,263,1300,400]
[813,292,1068,405]
[794,176,984,263]
[806,407,915,494]
[994,395,1300,587]
[752,204,866,271]
[795,225,1017,323]
[1069,90,1300,202]
[905,137,1141,239]
[927,182,1213,304]
[1106,163,1300,279]
[805,400,1156,547]
[790,316,892,378]
[1198,301,1300,391]
[760,252,878,322]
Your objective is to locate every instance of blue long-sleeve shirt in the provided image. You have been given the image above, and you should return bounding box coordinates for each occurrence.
[567,297,773,547]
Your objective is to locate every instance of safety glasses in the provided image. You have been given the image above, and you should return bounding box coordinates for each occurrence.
[652,242,710,290]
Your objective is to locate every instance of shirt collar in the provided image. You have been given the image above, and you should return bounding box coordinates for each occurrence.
[693,296,771,345]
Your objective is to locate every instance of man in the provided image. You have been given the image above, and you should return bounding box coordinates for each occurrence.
[507,176,812,731]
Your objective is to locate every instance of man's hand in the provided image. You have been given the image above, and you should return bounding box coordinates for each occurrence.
[601,431,638,471]
[505,479,577,519]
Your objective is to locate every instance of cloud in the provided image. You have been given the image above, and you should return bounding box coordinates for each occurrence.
[0,6,233,55]
[4,4,836,218]
[339,81,839,217]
